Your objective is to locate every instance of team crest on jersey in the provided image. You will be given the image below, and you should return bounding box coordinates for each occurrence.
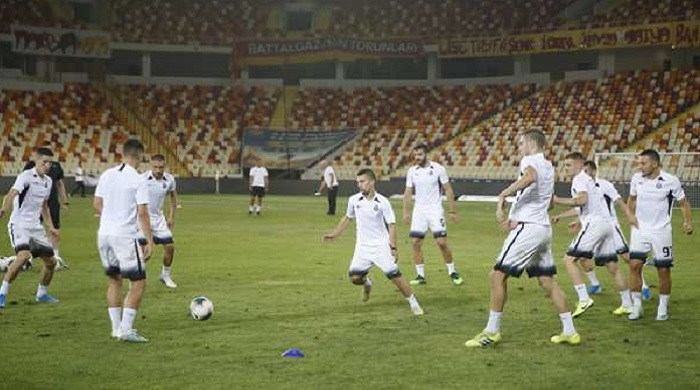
[373,204,379,211]
[163,183,167,189]
[656,182,663,189]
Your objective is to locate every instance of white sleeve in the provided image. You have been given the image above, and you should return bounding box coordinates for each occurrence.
[405,168,414,188]
[170,177,177,192]
[45,178,53,201]
[606,182,621,202]
[263,168,268,177]
[11,173,29,193]
[94,172,106,197]
[520,156,537,175]
[135,178,150,205]
[671,178,686,201]
[438,165,449,185]
[629,175,638,197]
[382,198,396,224]
[346,197,356,219]
[572,175,588,196]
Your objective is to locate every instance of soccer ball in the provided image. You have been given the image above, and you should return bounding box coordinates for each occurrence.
[0,256,32,271]
[190,296,214,321]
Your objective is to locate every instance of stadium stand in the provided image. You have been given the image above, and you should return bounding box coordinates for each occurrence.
[581,0,700,29]
[290,84,535,179]
[0,0,62,33]
[422,69,700,180]
[0,83,134,175]
[120,85,279,176]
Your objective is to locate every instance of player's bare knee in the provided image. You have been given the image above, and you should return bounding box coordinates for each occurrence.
[165,244,175,254]
[43,256,57,269]
[385,269,402,280]
[350,275,365,285]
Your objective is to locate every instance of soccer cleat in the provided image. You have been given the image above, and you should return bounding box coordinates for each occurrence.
[450,272,464,286]
[572,299,595,318]
[362,282,371,302]
[642,286,652,301]
[409,275,426,285]
[118,329,149,343]
[550,332,581,345]
[628,306,643,320]
[159,275,178,289]
[0,293,6,309]
[411,305,425,316]
[587,284,602,295]
[55,257,69,271]
[612,306,633,315]
[465,331,502,348]
[111,330,120,339]
[35,294,59,303]
[656,313,669,321]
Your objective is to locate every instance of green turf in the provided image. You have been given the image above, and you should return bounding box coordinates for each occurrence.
[0,195,698,390]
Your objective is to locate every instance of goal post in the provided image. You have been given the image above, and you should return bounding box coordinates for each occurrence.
[595,152,700,209]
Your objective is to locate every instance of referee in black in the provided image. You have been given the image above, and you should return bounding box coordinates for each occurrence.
[24,146,70,267]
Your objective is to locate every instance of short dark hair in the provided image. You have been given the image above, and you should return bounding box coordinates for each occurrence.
[123,139,145,157]
[357,168,376,181]
[36,147,53,157]
[565,152,586,161]
[639,149,660,163]
[584,160,597,171]
[151,154,166,162]
[413,144,429,153]
[522,129,546,148]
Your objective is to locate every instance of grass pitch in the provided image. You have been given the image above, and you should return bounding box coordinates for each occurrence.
[0,195,698,390]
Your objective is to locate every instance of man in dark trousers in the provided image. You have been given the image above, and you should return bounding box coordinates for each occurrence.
[24,148,70,268]
[316,160,339,215]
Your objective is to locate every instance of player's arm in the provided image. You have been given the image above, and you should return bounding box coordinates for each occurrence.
[443,182,458,221]
[317,178,326,194]
[58,179,69,207]
[322,216,350,242]
[0,188,19,219]
[248,174,253,190]
[551,207,580,224]
[402,186,413,223]
[497,166,537,221]
[93,196,103,215]
[553,191,587,207]
[614,198,638,228]
[137,204,153,259]
[168,189,178,229]
[679,197,693,234]
[627,195,637,218]
[264,175,269,191]
[41,200,59,237]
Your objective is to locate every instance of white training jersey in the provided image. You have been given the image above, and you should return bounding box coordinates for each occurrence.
[596,178,621,224]
[324,166,338,187]
[630,170,685,231]
[143,170,176,218]
[508,153,554,225]
[571,171,609,224]
[9,168,52,227]
[406,161,449,210]
[250,166,268,187]
[346,192,396,247]
[95,163,149,238]
[75,166,84,182]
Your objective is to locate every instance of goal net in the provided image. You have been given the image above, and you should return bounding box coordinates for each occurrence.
[595,152,700,208]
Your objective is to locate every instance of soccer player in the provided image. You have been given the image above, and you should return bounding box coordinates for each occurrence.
[465,129,579,347]
[24,149,70,268]
[554,152,636,317]
[0,147,61,308]
[317,160,339,215]
[249,162,269,215]
[552,159,635,315]
[137,155,179,289]
[70,159,86,198]
[322,168,424,316]
[94,139,153,342]
[402,144,463,286]
[627,149,693,321]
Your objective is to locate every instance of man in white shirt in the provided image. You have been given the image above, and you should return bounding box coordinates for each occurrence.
[402,144,463,286]
[137,155,179,289]
[323,168,423,316]
[70,160,86,198]
[554,152,636,318]
[317,160,339,215]
[94,139,153,342]
[627,149,693,321]
[0,147,61,309]
[249,163,269,215]
[552,158,636,316]
[466,129,579,347]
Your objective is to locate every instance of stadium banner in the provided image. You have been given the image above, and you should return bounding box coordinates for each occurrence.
[440,20,700,58]
[11,24,111,58]
[241,128,357,169]
[233,37,423,66]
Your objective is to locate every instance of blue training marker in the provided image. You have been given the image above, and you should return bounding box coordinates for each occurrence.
[281,348,305,358]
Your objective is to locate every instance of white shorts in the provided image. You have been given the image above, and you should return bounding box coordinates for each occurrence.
[566,220,615,261]
[349,244,400,278]
[629,227,673,267]
[137,215,173,245]
[7,223,54,258]
[409,208,446,238]
[494,223,556,278]
[98,234,146,280]
[593,224,629,266]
